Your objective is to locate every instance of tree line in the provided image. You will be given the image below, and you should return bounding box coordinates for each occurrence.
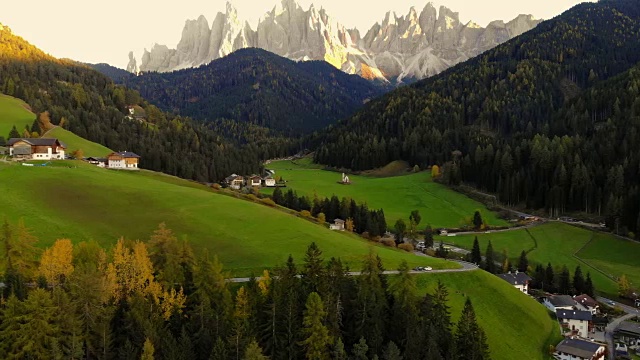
[0,219,491,360]
[467,237,595,297]
[271,188,388,237]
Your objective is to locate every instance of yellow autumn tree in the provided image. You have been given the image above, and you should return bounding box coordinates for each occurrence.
[106,238,185,319]
[38,239,74,286]
[258,270,271,296]
[431,165,441,178]
[317,213,326,224]
[141,338,155,360]
[345,218,355,232]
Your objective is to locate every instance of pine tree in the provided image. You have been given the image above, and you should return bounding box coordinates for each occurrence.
[352,337,369,360]
[303,242,326,297]
[484,241,495,274]
[301,292,331,360]
[545,263,556,293]
[388,261,419,357]
[210,337,229,360]
[382,341,403,360]
[243,340,268,360]
[471,237,482,265]
[559,265,571,295]
[332,338,347,360]
[573,266,585,295]
[473,211,483,229]
[518,251,528,273]
[8,125,20,139]
[423,225,435,248]
[454,298,490,360]
[584,273,595,297]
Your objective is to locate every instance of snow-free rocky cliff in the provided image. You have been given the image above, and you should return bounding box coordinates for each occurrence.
[129,0,541,83]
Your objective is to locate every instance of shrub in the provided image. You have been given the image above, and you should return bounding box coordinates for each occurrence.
[398,243,414,252]
[300,210,311,218]
[361,232,370,240]
[317,213,326,224]
[211,183,222,190]
[261,198,276,207]
[381,239,396,247]
[425,249,436,257]
[245,194,258,202]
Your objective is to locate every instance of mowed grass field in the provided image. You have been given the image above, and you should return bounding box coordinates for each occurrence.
[262,159,508,228]
[43,127,112,157]
[438,222,640,297]
[577,233,640,292]
[0,94,36,138]
[414,271,561,360]
[0,161,456,276]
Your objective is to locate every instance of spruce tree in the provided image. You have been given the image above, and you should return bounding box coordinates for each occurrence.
[471,237,482,265]
[382,341,403,360]
[545,263,556,293]
[484,241,495,274]
[584,273,595,297]
[559,265,571,295]
[573,266,585,295]
[303,242,326,297]
[8,125,20,139]
[454,298,490,360]
[332,338,347,360]
[352,337,369,360]
[243,340,268,360]
[518,251,528,273]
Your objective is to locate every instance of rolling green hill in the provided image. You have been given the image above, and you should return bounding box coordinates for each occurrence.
[42,126,112,157]
[262,158,508,228]
[415,271,561,360]
[0,161,456,276]
[438,222,640,297]
[0,94,36,139]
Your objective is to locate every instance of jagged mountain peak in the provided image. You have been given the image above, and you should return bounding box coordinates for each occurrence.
[133,1,542,83]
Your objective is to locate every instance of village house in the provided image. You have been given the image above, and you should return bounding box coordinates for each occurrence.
[556,309,593,338]
[263,176,276,187]
[544,294,577,312]
[249,176,262,187]
[107,151,140,170]
[615,320,640,347]
[225,174,245,190]
[554,338,606,360]
[7,138,66,160]
[85,157,107,168]
[497,271,532,294]
[329,219,345,231]
[574,294,599,315]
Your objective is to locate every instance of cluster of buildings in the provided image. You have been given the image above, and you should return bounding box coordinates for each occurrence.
[224,174,277,190]
[5,137,140,170]
[85,152,141,170]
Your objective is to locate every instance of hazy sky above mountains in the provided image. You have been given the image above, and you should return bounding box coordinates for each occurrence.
[3,0,589,69]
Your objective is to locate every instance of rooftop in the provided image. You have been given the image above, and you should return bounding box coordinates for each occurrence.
[616,320,640,336]
[8,138,66,148]
[574,294,598,308]
[497,271,532,286]
[556,309,593,321]
[547,294,576,307]
[109,151,141,158]
[555,338,603,359]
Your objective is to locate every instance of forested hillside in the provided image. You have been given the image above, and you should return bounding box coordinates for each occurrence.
[87,62,132,83]
[0,26,295,181]
[124,48,386,135]
[314,0,640,235]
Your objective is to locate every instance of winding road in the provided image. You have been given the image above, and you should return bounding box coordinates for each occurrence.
[227,259,479,283]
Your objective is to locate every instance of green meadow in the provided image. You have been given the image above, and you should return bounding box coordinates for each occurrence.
[0,161,455,276]
[414,271,561,360]
[0,94,36,138]
[438,222,640,297]
[43,126,112,157]
[263,159,508,228]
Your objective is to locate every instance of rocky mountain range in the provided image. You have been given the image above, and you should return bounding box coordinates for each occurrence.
[129,0,541,83]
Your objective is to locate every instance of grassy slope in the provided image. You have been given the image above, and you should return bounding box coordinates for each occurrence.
[42,127,112,157]
[263,159,508,228]
[577,233,640,290]
[415,271,561,360]
[0,94,36,138]
[437,222,640,297]
[0,161,455,276]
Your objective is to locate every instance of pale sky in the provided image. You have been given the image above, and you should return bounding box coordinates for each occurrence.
[2,0,589,69]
